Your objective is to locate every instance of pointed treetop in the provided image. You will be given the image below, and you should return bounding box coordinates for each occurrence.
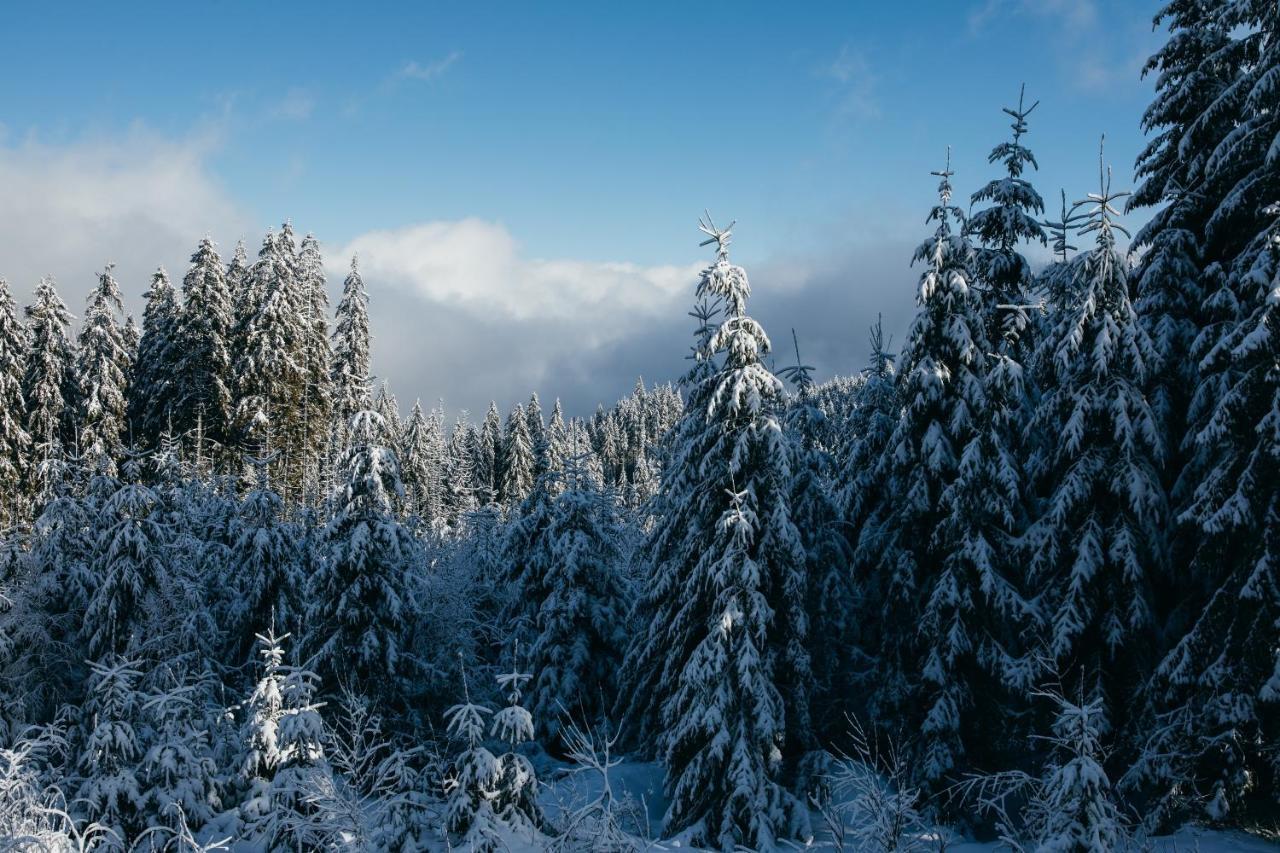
[931,147,955,205]
[349,252,360,273]
[698,210,736,260]
[1003,83,1039,142]
[1078,136,1131,244]
[1045,189,1087,262]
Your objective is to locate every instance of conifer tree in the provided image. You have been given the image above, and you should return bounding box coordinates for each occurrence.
[128,267,181,451]
[234,230,308,494]
[400,400,444,523]
[141,673,221,838]
[330,254,372,451]
[173,238,235,455]
[525,393,548,477]
[308,410,418,697]
[444,416,479,521]
[1027,148,1164,725]
[443,664,501,850]
[475,403,503,505]
[852,154,993,753]
[621,217,810,849]
[0,278,30,527]
[23,278,75,465]
[75,656,146,848]
[76,265,131,473]
[500,403,535,504]
[297,232,334,500]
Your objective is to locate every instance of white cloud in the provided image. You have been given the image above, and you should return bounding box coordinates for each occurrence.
[330,219,700,338]
[0,126,248,312]
[394,52,463,83]
[818,45,880,120]
[269,88,316,121]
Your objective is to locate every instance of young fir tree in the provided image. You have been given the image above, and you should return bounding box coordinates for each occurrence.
[852,154,995,758]
[76,265,131,474]
[500,402,535,505]
[140,673,221,838]
[308,410,418,698]
[489,662,546,835]
[227,454,302,663]
[241,629,290,819]
[1027,147,1164,726]
[173,238,235,456]
[443,665,501,850]
[621,217,810,850]
[128,267,181,451]
[269,655,329,851]
[84,471,167,658]
[23,277,76,461]
[330,254,372,451]
[0,278,30,527]
[75,656,147,848]
[296,232,334,501]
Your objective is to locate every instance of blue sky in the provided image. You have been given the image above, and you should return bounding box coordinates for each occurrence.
[0,0,1164,415]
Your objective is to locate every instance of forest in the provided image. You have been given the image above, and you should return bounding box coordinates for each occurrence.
[0,1,1278,851]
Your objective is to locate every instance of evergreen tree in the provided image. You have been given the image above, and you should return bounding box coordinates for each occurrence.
[444,416,479,521]
[84,470,167,658]
[400,400,444,523]
[1027,148,1164,726]
[75,656,147,848]
[128,267,181,451]
[233,230,308,494]
[76,265,131,473]
[308,410,418,697]
[621,217,810,849]
[173,238,235,455]
[475,402,503,505]
[852,154,993,756]
[500,403,535,504]
[141,673,221,838]
[0,278,30,527]
[968,86,1047,353]
[330,254,372,451]
[442,666,501,850]
[297,232,334,501]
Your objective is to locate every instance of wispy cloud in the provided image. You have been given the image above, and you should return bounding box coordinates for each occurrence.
[268,88,316,121]
[393,51,463,83]
[968,0,1098,35]
[818,45,879,120]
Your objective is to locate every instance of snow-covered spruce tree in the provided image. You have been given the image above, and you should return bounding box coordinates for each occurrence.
[444,415,479,522]
[23,276,76,462]
[127,267,181,452]
[968,85,1047,355]
[83,468,167,658]
[308,409,417,698]
[400,400,444,524]
[1026,148,1164,727]
[226,454,302,663]
[525,392,548,478]
[500,402,535,505]
[173,238,235,459]
[780,332,854,743]
[1137,202,1280,824]
[442,666,501,850]
[490,662,546,835]
[854,154,1027,799]
[75,656,147,849]
[620,217,810,850]
[474,402,504,505]
[506,452,629,746]
[76,264,131,474]
[140,672,221,840]
[296,232,334,502]
[1128,0,1241,501]
[233,229,308,497]
[0,278,30,527]
[269,655,329,851]
[1032,691,1129,853]
[330,254,372,453]
[240,628,289,825]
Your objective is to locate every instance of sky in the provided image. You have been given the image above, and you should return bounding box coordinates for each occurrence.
[0,0,1166,417]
